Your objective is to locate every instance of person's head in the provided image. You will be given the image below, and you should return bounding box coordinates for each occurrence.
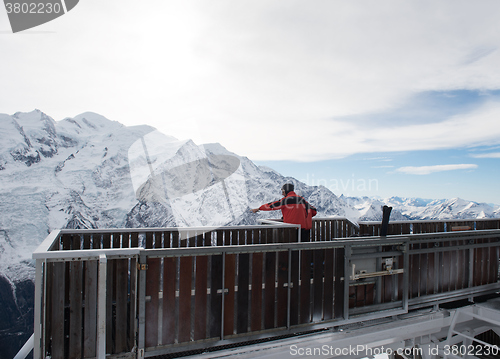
[281,183,294,196]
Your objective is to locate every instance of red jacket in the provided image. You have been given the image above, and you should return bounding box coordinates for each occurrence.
[259,191,317,230]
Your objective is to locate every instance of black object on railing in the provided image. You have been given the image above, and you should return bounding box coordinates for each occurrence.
[380,205,392,237]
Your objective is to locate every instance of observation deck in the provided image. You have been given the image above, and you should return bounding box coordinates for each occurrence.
[27,218,500,358]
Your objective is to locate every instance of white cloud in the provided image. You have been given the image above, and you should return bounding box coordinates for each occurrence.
[395,164,478,175]
[3,0,500,161]
[470,152,500,158]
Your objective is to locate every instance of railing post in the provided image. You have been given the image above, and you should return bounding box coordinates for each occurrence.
[33,259,43,359]
[402,241,409,312]
[221,252,226,340]
[137,249,147,359]
[97,254,107,358]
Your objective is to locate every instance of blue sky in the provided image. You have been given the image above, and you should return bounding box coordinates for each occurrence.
[2,1,500,205]
[257,90,500,204]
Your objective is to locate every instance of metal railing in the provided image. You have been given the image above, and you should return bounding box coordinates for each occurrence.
[358,218,500,236]
[30,218,500,358]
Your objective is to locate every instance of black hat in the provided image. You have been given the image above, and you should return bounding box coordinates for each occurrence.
[281,183,294,195]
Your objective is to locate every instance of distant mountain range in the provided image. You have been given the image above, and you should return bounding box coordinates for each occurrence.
[343,195,500,222]
[0,109,499,357]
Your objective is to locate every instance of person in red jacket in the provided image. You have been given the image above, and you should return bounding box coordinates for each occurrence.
[251,183,317,242]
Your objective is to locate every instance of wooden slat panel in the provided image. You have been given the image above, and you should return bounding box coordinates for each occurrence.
[102,234,111,249]
[112,233,121,248]
[194,256,208,340]
[115,259,128,353]
[209,254,223,338]
[427,248,435,295]
[323,248,334,320]
[300,249,312,324]
[276,251,288,328]
[130,232,139,248]
[419,244,428,296]
[84,260,98,358]
[290,250,300,326]
[223,254,236,336]
[250,252,263,331]
[490,240,499,284]
[51,262,66,359]
[178,256,193,343]
[442,241,451,292]
[312,249,324,321]
[145,258,160,348]
[69,261,83,358]
[162,257,176,345]
[145,232,154,249]
[236,253,250,334]
[333,248,344,319]
[264,252,276,329]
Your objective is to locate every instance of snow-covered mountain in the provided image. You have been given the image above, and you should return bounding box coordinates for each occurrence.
[0,109,355,357]
[343,195,500,221]
[1,109,499,357]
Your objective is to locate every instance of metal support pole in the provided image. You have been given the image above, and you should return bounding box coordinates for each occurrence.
[137,252,147,359]
[402,242,409,312]
[221,252,226,340]
[287,248,292,329]
[97,254,107,358]
[33,259,43,359]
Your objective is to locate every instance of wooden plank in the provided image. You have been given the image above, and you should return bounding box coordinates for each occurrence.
[419,244,428,296]
[223,254,236,336]
[264,252,276,329]
[145,232,154,249]
[51,262,66,359]
[112,233,121,248]
[300,249,312,324]
[236,253,250,334]
[442,241,451,292]
[427,248,435,295]
[130,232,139,248]
[333,248,344,319]
[209,254,223,338]
[114,259,128,353]
[250,252,263,331]
[323,249,334,320]
[194,256,208,340]
[162,257,176,345]
[69,261,83,358]
[289,250,300,326]
[102,233,111,249]
[490,239,499,284]
[145,258,160,348]
[276,251,288,328]
[84,260,98,358]
[312,249,324,321]
[178,256,193,343]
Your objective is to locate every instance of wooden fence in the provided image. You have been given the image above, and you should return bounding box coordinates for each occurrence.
[32,218,500,358]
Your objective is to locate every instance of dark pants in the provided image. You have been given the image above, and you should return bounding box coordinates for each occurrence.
[300,229,311,242]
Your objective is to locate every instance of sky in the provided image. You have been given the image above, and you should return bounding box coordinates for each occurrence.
[1,0,500,204]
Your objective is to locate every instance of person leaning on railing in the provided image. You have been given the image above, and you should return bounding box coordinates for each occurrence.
[251,183,317,241]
